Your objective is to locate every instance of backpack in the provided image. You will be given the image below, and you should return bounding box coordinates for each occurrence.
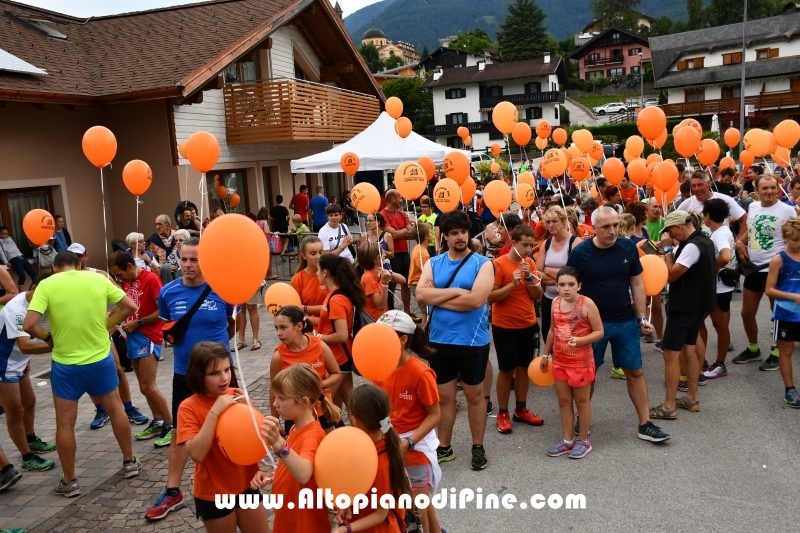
[326,289,375,375]
[37,244,55,271]
[467,210,485,241]
[544,234,577,256]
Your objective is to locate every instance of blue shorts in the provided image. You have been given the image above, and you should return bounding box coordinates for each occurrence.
[126,330,163,361]
[591,319,642,371]
[51,353,119,401]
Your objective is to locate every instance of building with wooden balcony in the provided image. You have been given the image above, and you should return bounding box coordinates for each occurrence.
[651,9,800,128]
[570,26,651,81]
[421,56,566,152]
[0,0,382,268]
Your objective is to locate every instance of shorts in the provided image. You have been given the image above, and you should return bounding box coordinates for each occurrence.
[195,488,260,521]
[662,309,705,352]
[339,360,353,373]
[743,271,768,293]
[51,353,119,401]
[591,319,642,370]
[429,342,490,385]
[773,319,800,343]
[410,285,426,314]
[126,330,163,361]
[0,346,32,384]
[246,288,262,306]
[491,324,538,372]
[716,291,733,313]
[407,463,434,489]
[552,363,595,388]
[172,373,194,429]
[389,252,411,280]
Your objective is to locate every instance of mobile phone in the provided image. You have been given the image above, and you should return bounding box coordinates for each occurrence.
[641,239,659,255]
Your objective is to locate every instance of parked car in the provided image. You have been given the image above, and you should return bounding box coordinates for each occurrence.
[644,99,658,107]
[593,102,628,115]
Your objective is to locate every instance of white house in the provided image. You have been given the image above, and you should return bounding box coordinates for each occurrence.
[421,55,566,152]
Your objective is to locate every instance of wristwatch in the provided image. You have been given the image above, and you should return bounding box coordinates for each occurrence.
[405,437,415,451]
[277,440,291,459]
[137,318,144,327]
[44,332,52,343]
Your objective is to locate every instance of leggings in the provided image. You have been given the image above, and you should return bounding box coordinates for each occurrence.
[9,256,37,287]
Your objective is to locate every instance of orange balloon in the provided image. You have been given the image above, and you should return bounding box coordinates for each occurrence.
[648,128,668,149]
[492,101,518,135]
[315,426,378,501]
[560,147,572,166]
[395,161,427,200]
[766,131,778,157]
[199,214,270,304]
[628,159,649,187]
[602,157,625,185]
[676,118,702,138]
[637,239,648,258]
[229,193,241,208]
[216,185,228,200]
[433,178,460,212]
[82,126,117,168]
[543,148,567,176]
[122,160,152,196]
[386,97,403,119]
[516,182,535,208]
[773,146,791,166]
[774,120,800,149]
[483,180,512,213]
[394,117,412,139]
[743,128,770,157]
[214,174,221,184]
[460,178,477,205]
[351,182,381,214]
[464,135,472,147]
[418,157,436,181]
[626,135,645,157]
[646,153,663,165]
[216,403,267,466]
[490,162,500,174]
[640,255,669,296]
[535,120,552,140]
[719,156,736,170]
[340,152,360,175]
[491,143,502,156]
[588,141,604,162]
[623,148,636,163]
[528,356,554,387]
[740,150,755,167]
[637,106,667,140]
[457,126,469,139]
[674,126,701,158]
[567,145,582,159]
[518,171,535,187]
[569,157,591,181]
[178,141,188,159]
[22,208,55,246]
[512,122,532,146]
[552,128,567,146]
[353,323,402,381]
[442,151,470,185]
[572,129,594,153]
[696,138,720,166]
[724,128,741,149]
[186,131,220,173]
[535,137,548,150]
[654,161,679,191]
[647,162,659,186]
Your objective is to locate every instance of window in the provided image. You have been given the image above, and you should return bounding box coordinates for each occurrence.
[677,57,704,70]
[630,66,641,74]
[587,53,599,63]
[224,56,258,83]
[294,62,306,80]
[610,49,623,61]
[684,89,705,102]
[554,107,559,121]
[612,33,620,41]
[488,85,503,97]
[446,113,468,125]
[629,48,642,56]
[552,82,556,91]
[489,131,504,140]
[756,48,779,60]
[206,171,248,214]
[721,85,741,99]
[262,167,280,211]
[586,70,603,80]
[526,107,542,120]
[722,52,742,65]
[525,82,541,94]
[445,88,466,99]
[608,68,625,77]
[0,187,54,257]
[446,136,465,149]
[321,173,342,204]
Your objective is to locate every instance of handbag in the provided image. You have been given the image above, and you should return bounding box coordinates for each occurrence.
[267,234,281,254]
[718,268,739,287]
[737,258,765,278]
[162,285,212,345]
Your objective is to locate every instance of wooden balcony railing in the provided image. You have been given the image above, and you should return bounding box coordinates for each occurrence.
[660,92,800,117]
[223,78,380,144]
[426,121,500,136]
[584,57,624,67]
[480,91,564,109]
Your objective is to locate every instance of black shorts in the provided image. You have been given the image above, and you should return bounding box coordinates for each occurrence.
[195,488,259,521]
[743,271,768,293]
[390,252,411,280]
[172,373,193,429]
[662,309,705,352]
[429,342,490,385]
[492,324,539,372]
[339,360,353,373]
[773,319,800,343]
[716,291,733,313]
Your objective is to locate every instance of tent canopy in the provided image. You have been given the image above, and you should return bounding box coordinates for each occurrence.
[290,112,472,173]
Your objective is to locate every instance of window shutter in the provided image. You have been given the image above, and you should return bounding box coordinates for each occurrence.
[677,60,687,71]
[462,113,469,123]
[723,54,731,65]
[769,48,779,58]
[445,89,450,99]
[734,52,742,63]
[695,57,704,68]
[535,82,542,93]
[446,114,452,125]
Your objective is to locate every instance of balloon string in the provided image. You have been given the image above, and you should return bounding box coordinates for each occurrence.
[99,167,110,279]
[184,165,189,209]
[648,295,653,324]
[199,172,206,238]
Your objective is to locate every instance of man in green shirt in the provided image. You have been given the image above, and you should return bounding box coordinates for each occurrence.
[418,198,438,256]
[23,251,139,498]
[644,198,665,237]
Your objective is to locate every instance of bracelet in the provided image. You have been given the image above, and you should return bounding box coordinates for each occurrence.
[208,411,219,418]
[303,305,307,313]
[381,283,390,287]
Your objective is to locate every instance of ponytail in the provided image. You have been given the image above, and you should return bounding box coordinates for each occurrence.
[402,326,435,358]
[273,364,342,423]
[276,305,314,334]
[318,254,366,309]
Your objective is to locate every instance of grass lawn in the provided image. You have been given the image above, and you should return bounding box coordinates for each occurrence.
[573,94,639,109]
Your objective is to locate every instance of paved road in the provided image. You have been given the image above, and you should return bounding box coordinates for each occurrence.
[563,99,601,128]
[0,286,797,532]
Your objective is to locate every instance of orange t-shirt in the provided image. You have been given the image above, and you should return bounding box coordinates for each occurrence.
[362,270,386,321]
[318,292,353,366]
[407,245,430,286]
[533,220,548,239]
[271,422,330,533]
[375,356,439,467]
[620,186,640,204]
[277,335,327,381]
[176,391,260,501]
[577,224,595,239]
[291,270,330,313]
[491,255,538,329]
[360,439,405,533]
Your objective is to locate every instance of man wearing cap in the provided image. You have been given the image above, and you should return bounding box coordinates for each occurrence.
[650,211,716,419]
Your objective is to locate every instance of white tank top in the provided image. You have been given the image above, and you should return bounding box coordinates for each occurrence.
[543,238,570,299]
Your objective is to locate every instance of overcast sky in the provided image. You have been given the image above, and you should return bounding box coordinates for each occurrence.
[17,0,379,18]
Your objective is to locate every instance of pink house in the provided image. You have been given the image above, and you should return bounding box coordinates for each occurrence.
[569,27,651,80]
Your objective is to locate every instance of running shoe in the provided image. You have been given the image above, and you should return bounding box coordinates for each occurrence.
[732,347,762,364]
[573,415,590,437]
[728,342,734,352]
[546,439,574,457]
[470,445,487,470]
[512,408,544,426]
[27,437,55,453]
[704,362,728,379]
[0,465,22,492]
[785,388,800,408]
[637,421,670,442]
[54,477,81,498]
[698,374,707,386]
[654,340,664,353]
[145,488,185,521]
[154,427,174,448]
[569,440,592,459]
[610,366,626,379]
[436,446,455,463]
[135,421,163,440]
[759,354,780,371]
[678,380,688,392]
[0,527,27,533]
[126,407,149,425]
[21,454,54,472]
[90,409,109,430]
[123,457,141,478]
[496,412,512,434]
[702,360,709,372]
[486,399,493,415]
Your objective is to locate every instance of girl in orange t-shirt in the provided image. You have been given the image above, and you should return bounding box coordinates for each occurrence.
[334,384,410,533]
[177,342,269,532]
[253,364,341,533]
[271,305,342,433]
[290,236,329,325]
[375,310,443,533]
[357,241,406,320]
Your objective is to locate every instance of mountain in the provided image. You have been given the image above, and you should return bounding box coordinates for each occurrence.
[344,0,687,52]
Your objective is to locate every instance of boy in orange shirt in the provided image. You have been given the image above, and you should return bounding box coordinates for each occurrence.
[408,223,432,328]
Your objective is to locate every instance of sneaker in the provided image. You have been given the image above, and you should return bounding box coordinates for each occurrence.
[123,457,141,478]
[759,354,780,371]
[154,427,173,448]
[0,465,22,492]
[573,415,590,437]
[702,360,709,372]
[512,408,544,426]
[145,488,185,521]
[90,409,109,430]
[54,477,81,498]
[496,412,512,434]
[470,445,488,470]
[728,342,734,352]
[126,407,149,425]
[733,347,762,364]
[546,439,574,457]
[785,388,800,408]
[135,421,164,441]
[569,439,592,459]
[27,437,56,453]
[677,380,688,392]
[436,446,455,464]
[610,366,626,379]
[698,374,707,386]
[654,340,664,353]
[704,362,728,379]
[637,421,670,443]
[0,527,27,533]
[21,454,55,472]
[486,399,493,415]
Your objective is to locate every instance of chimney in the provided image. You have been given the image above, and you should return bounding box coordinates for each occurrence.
[433,67,443,81]
[478,61,485,71]
[544,52,551,64]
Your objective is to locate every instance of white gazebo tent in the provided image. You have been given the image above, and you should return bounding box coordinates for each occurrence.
[290,112,471,173]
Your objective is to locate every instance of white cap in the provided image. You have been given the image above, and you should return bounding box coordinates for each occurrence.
[378,310,416,335]
[67,243,86,254]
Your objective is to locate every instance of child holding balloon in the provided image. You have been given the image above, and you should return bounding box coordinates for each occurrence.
[291,237,329,326]
[254,364,341,533]
[541,266,603,459]
[176,342,269,533]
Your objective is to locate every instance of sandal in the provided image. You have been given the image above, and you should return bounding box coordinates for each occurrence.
[236,341,246,350]
[675,397,700,412]
[251,339,261,351]
[649,404,677,420]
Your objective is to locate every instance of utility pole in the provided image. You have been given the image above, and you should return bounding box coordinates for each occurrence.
[738,0,748,171]
[639,52,644,107]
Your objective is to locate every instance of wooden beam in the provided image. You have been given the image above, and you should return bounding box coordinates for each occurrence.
[62,104,75,111]
[176,91,204,106]
[31,103,48,110]
[320,63,353,82]
[201,75,224,91]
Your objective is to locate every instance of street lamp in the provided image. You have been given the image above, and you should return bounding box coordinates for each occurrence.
[638,52,644,108]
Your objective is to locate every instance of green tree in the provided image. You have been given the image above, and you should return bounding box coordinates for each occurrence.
[496,0,550,61]
[589,0,642,32]
[381,77,433,134]
[383,54,404,70]
[647,16,674,37]
[450,29,496,54]
[686,0,707,30]
[420,44,430,59]
[706,0,782,27]
[358,43,383,73]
